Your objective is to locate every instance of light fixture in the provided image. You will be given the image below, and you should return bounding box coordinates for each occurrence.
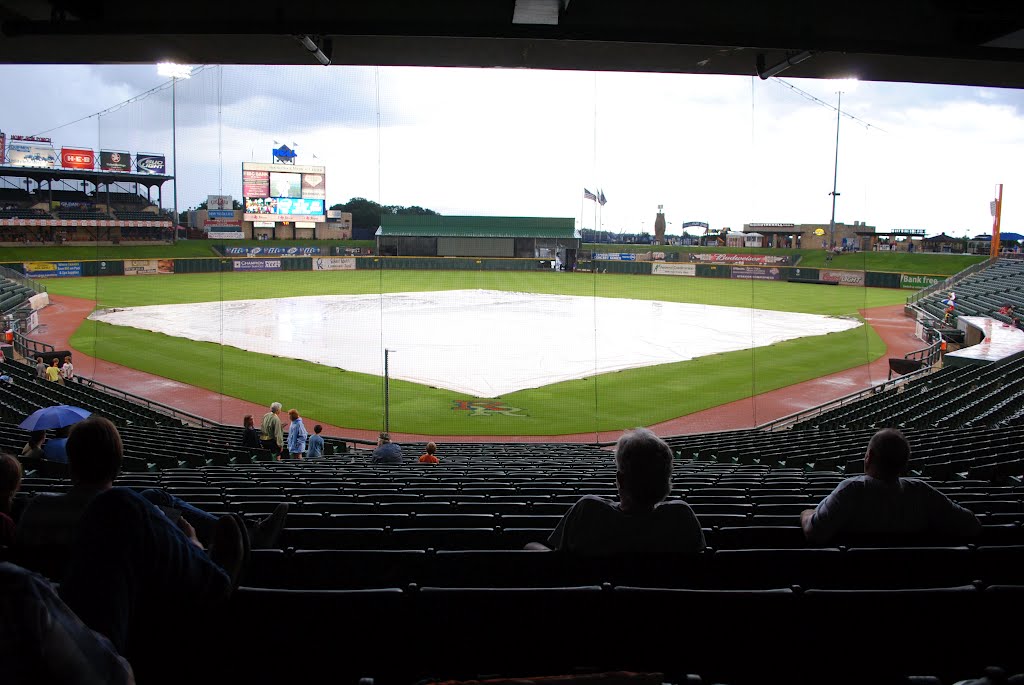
[295,35,331,66]
[156,62,193,80]
[756,50,814,80]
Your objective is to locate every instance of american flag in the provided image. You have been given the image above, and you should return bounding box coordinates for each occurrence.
[583,188,597,201]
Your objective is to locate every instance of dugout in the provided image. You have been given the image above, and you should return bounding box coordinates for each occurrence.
[376,215,580,264]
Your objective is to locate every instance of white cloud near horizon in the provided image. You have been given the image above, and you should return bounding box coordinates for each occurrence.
[2,64,1023,237]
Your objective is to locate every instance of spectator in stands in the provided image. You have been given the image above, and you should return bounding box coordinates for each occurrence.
[21,431,45,461]
[260,402,284,459]
[241,414,261,450]
[527,427,705,555]
[418,442,440,464]
[306,425,324,459]
[60,355,74,383]
[42,426,70,464]
[0,562,135,684]
[800,428,982,544]
[286,409,308,460]
[0,453,23,546]
[17,417,288,550]
[371,433,403,465]
[34,356,46,382]
[46,357,62,384]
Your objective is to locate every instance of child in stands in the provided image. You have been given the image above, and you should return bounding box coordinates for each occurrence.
[306,425,324,459]
[419,442,440,464]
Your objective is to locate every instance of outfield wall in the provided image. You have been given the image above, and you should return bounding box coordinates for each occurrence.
[0,256,948,291]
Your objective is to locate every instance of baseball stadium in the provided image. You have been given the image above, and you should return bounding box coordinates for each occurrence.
[2,5,1024,685]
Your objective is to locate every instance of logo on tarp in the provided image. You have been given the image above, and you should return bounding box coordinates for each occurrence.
[452,400,526,417]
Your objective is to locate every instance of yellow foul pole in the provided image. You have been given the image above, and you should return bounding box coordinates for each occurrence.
[991,184,1003,259]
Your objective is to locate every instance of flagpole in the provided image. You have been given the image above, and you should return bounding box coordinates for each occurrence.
[580,192,585,235]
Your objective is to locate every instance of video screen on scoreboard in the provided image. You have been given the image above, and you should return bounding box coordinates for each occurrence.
[244,197,324,217]
[269,172,302,198]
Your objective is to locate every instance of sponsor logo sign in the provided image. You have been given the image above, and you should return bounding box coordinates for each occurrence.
[8,142,57,168]
[231,246,321,256]
[99,150,131,172]
[207,195,233,210]
[652,263,696,276]
[60,147,94,169]
[687,253,793,266]
[680,221,709,229]
[233,259,282,272]
[327,209,343,219]
[821,269,866,286]
[23,261,82,278]
[243,170,270,198]
[208,231,244,240]
[295,221,316,229]
[900,274,944,289]
[594,253,636,261]
[731,266,782,281]
[301,174,326,199]
[124,259,173,275]
[207,209,235,219]
[313,256,356,271]
[451,400,526,417]
[253,220,276,228]
[136,153,166,175]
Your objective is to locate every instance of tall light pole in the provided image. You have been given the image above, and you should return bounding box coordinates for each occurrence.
[828,90,843,251]
[157,62,192,242]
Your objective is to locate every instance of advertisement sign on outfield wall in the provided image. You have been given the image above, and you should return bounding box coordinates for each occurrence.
[731,266,782,281]
[224,246,322,256]
[313,257,356,271]
[687,253,793,266]
[136,153,166,175]
[23,261,82,278]
[900,273,945,289]
[100,150,131,172]
[233,259,282,272]
[60,147,95,169]
[124,259,174,275]
[821,269,866,286]
[651,263,696,276]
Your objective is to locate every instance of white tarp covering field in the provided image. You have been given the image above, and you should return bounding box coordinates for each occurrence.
[89,289,860,397]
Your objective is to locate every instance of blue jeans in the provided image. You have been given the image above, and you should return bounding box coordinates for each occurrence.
[140,488,219,545]
[59,488,231,655]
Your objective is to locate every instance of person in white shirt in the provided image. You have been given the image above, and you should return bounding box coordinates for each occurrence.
[800,428,981,544]
[60,355,75,383]
[528,427,705,556]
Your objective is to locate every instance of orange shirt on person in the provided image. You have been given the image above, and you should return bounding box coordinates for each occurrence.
[419,453,439,464]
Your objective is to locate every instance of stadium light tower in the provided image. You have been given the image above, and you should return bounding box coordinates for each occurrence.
[827,78,857,252]
[157,62,192,242]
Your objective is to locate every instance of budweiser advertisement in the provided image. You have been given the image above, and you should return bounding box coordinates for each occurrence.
[61,147,95,170]
[136,153,166,175]
[100,150,131,172]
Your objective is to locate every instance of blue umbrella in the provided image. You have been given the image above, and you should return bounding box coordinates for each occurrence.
[19,405,92,431]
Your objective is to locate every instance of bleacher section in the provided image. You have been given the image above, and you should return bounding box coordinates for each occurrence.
[917,258,1024,324]
[0,278,36,315]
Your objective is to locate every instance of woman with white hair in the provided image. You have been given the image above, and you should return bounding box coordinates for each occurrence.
[259,402,284,460]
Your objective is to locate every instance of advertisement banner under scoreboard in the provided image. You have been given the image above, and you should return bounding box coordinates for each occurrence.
[208,232,244,240]
[23,261,82,278]
[136,153,166,175]
[233,259,282,272]
[651,263,696,276]
[100,150,131,172]
[60,147,95,169]
[313,256,356,271]
[8,142,57,168]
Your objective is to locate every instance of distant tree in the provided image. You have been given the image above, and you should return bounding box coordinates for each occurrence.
[331,197,439,230]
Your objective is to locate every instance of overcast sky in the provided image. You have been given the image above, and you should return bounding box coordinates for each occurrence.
[3,64,1024,237]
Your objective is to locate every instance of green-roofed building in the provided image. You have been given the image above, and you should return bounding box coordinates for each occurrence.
[376,215,581,265]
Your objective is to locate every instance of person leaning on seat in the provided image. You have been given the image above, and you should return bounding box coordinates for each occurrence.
[800,428,982,545]
[527,427,705,555]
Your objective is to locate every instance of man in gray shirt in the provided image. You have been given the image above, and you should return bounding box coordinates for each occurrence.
[529,427,705,555]
[371,433,403,465]
[800,428,981,544]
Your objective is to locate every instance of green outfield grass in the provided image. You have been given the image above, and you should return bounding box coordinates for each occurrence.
[0,239,373,262]
[53,270,908,435]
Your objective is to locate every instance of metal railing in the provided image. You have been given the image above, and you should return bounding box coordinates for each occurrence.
[905,257,994,306]
[905,337,943,368]
[0,264,47,294]
[75,374,221,428]
[757,365,935,433]
[11,330,54,359]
